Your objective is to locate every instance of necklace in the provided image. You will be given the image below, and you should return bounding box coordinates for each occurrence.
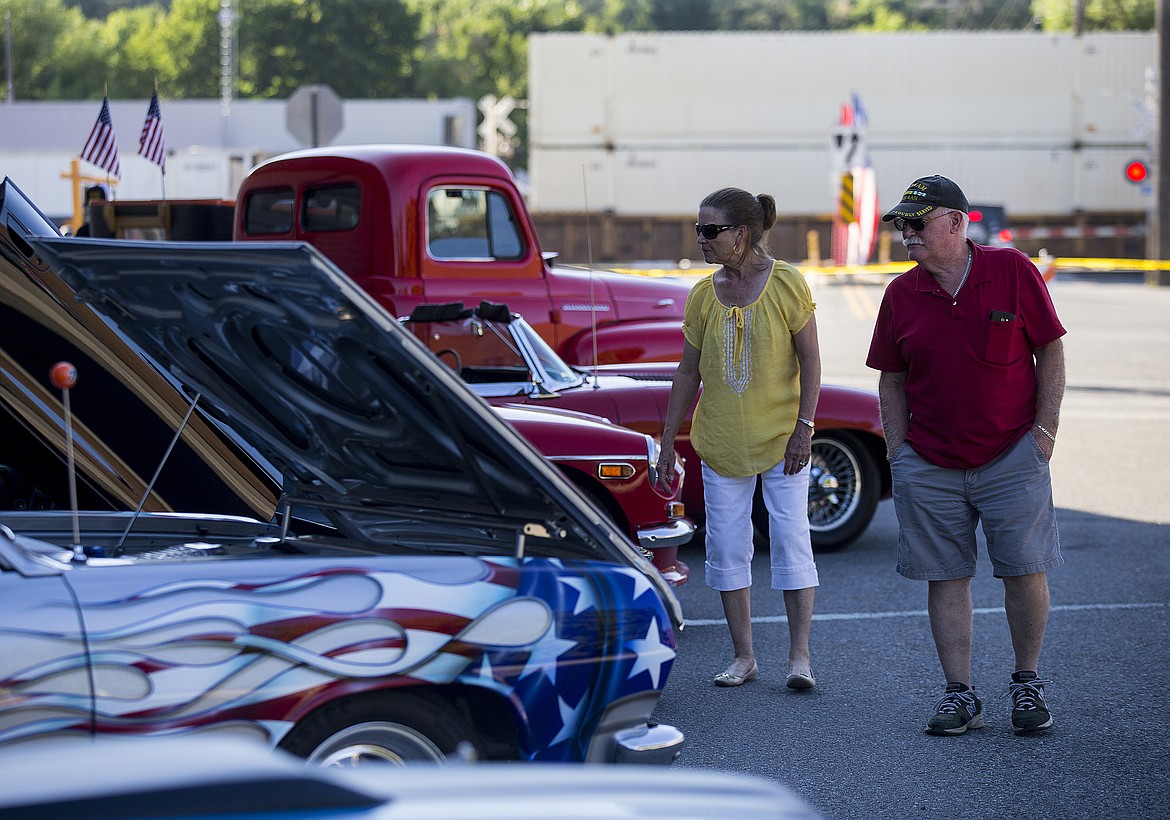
[950,249,973,303]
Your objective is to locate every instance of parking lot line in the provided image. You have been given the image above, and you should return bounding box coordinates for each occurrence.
[683,601,1166,627]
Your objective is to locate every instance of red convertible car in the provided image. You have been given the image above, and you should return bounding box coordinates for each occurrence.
[403,301,890,550]
[493,403,692,585]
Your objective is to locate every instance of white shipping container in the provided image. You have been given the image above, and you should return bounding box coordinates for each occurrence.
[530,145,1149,218]
[529,31,1156,216]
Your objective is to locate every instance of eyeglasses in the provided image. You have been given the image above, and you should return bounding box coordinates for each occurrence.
[695,223,737,240]
[892,211,954,232]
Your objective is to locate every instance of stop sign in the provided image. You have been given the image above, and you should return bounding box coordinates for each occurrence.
[286,84,344,147]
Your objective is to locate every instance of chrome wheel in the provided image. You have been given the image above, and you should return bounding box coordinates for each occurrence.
[280,691,485,768]
[807,431,879,551]
[308,721,447,767]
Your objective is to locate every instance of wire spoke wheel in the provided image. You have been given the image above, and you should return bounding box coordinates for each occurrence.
[806,431,879,551]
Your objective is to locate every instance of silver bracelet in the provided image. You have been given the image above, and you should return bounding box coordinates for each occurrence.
[1034,423,1056,442]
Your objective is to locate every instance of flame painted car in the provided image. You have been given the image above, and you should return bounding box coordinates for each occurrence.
[0,177,683,765]
[402,302,890,550]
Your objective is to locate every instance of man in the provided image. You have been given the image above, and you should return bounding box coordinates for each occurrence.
[866,175,1066,736]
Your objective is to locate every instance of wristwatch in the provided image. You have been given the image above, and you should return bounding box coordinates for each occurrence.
[797,417,815,430]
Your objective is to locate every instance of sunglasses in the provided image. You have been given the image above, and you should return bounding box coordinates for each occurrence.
[892,211,953,232]
[694,223,737,240]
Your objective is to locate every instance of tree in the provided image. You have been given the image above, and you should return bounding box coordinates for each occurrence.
[407,0,611,167]
[6,0,1158,109]
[1033,0,1153,32]
[234,0,419,99]
[1,0,106,100]
[98,4,172,97]
[66,0,158,17]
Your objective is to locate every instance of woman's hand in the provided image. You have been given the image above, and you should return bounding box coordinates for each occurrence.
[655,446,678,492]
[785,425,813,474]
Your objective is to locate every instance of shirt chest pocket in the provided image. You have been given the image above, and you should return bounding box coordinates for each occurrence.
[984,310,1019,364]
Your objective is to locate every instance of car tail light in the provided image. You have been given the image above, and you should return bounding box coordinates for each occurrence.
[998,229,1013,243]
[598,463,635,480]
[667,501,685,519]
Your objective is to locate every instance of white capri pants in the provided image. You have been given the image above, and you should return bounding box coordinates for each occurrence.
[702,459,819,591]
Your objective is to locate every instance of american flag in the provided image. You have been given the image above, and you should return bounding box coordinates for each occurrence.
[138,91,166,172]
[81,96,121,178]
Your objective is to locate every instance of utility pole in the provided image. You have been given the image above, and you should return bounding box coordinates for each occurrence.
[218,0,236,144]
[4,12,13,103]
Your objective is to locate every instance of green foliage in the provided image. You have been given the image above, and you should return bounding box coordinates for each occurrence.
[406,0,603,167]
[68,0,157,17]
[156,0,220,98]
[1,0,97,99]
[99,4,170,96]
[7,0,1157,106]
[1033,0,1154,32]
[236,0,420,99]
[408,0,591,101]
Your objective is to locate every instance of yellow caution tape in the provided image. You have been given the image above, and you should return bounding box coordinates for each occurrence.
[609,257,1170,279]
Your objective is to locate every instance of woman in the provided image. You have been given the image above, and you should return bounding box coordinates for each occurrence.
[656,187,821,689]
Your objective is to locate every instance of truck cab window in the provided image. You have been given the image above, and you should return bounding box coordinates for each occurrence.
[243,188,295,236]
[427,188,524,261]
[303,185,362,232]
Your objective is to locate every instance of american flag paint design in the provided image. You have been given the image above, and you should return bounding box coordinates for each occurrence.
[0,556,676,763]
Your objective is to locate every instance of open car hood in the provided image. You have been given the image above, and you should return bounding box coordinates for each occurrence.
[24,236,662,573]
[30,239,579,529]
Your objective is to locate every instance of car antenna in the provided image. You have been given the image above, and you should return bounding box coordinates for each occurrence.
[49,362,83,558]
[582,165,600,390]
[113,391,203,554]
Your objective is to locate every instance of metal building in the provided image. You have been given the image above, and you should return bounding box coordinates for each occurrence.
[0,96,475,220]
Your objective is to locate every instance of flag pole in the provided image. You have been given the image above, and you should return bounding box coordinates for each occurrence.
[157,78,166,200]
[139,77,167,199]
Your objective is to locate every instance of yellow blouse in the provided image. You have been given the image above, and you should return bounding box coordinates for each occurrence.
[682,260,815,477]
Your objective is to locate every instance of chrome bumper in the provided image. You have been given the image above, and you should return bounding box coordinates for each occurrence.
[614,722,685,765]
[636,518,695,551]
[586,692,684,764]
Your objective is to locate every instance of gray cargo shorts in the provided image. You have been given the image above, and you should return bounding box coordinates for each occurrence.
[890,432,1064,580]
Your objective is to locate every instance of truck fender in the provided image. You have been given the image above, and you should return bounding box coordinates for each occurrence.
[559,319,685,367]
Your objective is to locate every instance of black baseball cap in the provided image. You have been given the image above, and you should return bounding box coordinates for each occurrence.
[881,175,970,222]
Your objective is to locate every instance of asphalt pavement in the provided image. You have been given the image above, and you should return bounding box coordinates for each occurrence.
[650,273,1170,820]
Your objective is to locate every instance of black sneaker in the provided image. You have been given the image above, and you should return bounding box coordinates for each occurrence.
[926,683,984,735]
[1010,671,1053,734]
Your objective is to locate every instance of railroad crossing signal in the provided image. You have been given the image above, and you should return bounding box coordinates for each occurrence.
[478,94,519,158]
[837,172,855,223]
[830,125,865,172]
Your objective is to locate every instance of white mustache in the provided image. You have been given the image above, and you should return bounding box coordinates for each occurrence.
[902,238,923,247]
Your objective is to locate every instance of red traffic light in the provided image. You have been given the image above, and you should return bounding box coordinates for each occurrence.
[1125,160,1148,183]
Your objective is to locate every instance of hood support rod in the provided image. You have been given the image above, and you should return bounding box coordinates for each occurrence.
[114,392,202,554]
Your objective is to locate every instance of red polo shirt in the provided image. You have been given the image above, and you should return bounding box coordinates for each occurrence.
[866,242,1066,469]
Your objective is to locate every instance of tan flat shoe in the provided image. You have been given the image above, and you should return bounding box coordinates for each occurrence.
[713,660,759,687]
[786,671,816,690]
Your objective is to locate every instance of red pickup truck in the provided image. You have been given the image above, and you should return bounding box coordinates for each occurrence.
[228,145,691,367]
[88,146,691,366]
